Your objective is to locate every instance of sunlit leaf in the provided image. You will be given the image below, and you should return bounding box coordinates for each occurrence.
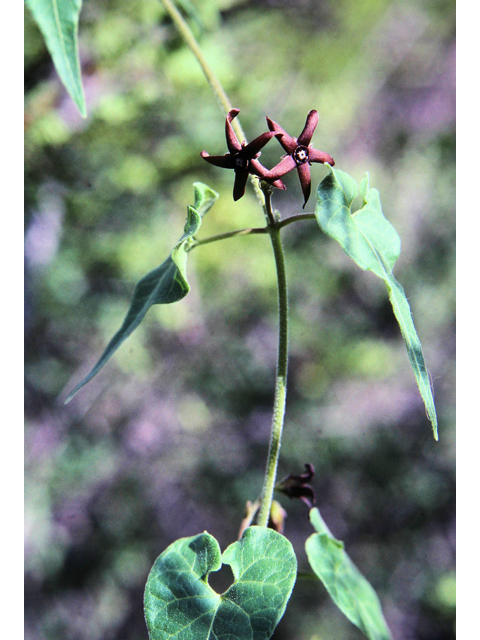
[306,508,393,640]
[25,0,86,117]
[65,184,218,402]
[315,167,438,439]
[144,526,297,640]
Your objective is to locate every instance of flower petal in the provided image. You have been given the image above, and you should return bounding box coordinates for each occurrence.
[233,169,249,201]
[242,131,276,159]
[200,151,236,169]
[297,110,318,146]
[226,109,242,153]
[270,177,287,190]
[264,154,296,180]
[308,147,335,166]
[248,157,270,178]
[266,117,297,153]
[249,159,287,190]
[297,162,312,208]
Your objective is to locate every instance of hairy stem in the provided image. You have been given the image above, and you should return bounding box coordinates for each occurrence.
[159,0,265,208]
[160,1,295,526]
[257,191,289,528]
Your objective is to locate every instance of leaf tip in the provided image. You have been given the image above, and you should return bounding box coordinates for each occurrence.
[63,381,83,405]
[428,405,439,440]
[192,181,219,217]
[73,90,88,118]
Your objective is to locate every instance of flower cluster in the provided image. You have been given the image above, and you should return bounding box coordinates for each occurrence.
[201,109,334,207]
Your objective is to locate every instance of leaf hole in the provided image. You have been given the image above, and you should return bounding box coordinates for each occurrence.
[351,194,364,214]
[208,563,235,594]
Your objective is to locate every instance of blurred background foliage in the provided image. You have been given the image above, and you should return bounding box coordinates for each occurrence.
[24,0,455,638]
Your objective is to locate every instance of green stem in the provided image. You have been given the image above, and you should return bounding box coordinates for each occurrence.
[188,214,316,252]
[188,226,268,251]
[159,0,234,121]
[278,212,316,229]
[296,571,320,581]
[257,191,289,528]
[160,1,294,526]
[159,0,265,208]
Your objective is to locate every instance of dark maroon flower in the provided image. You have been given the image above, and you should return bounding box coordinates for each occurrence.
[201,109,286,201]
[275,463,316,509]
[265,110,335,208]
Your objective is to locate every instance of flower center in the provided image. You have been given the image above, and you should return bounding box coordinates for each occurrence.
[235,155,248,170]
[293,146,309,165]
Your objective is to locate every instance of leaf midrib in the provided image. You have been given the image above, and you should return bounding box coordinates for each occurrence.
[355,222,429,395]
[51,0,76,91]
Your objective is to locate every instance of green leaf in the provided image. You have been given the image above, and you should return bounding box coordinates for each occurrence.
[305,508,393,640]
[65,184,218,402]
[25,0,87,117]
[192,181,219,217]
[315,167,438,440]
[144,526,297,640]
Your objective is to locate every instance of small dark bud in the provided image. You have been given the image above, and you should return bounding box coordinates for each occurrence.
[275,463,316,509]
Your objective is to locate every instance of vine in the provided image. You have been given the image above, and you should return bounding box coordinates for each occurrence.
[26,1,441,639]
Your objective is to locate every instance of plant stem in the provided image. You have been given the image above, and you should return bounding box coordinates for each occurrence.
[159,0,234,120]
[160,1,295,526]
[278,212,316,229]
[159,0,265,208]
[257,191,289,528]
[188,226,268,251]
[188,214,316,252]
[296,571,320,581]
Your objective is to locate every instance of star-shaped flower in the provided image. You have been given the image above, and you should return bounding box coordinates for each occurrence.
[265,110,335,208]
[201,109,286,201]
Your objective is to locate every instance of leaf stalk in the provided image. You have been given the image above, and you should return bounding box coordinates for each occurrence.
[189,214,316,252]
[188,226,268,251]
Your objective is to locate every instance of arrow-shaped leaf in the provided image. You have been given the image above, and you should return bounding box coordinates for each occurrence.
[25,0,86,117]
[306,508,393,640]
[315,167,438,439]
[65,183,218,402]
[144,526,297,640]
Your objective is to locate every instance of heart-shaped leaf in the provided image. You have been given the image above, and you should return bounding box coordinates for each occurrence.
[315,167,438,440]
[306,508,392,640]
[25,0,86,117]
[144,526,297,640]
[65,183,218,402]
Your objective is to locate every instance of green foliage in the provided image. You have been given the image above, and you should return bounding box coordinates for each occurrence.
[65,182,218,402]
[315,167,438,439]
[24,1,454,638]
[144,526,297,640]
[305,508,392,640]
[25,0,86,117]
